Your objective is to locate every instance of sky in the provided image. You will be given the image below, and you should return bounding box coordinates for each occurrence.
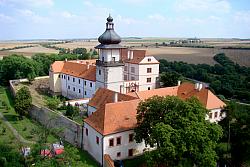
[0,0,250,40]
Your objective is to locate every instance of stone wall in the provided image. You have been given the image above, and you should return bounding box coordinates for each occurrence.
[30,104,83,147]
[9,77,84,148]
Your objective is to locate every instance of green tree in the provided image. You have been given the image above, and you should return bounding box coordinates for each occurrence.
[0,55,38,84]
[219,102,250,166]
[135,96,223,167]
[45,96,60,110]
[14,86,32,117]
[160,71,182,87]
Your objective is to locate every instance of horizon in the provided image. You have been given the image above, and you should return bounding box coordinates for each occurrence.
[0,0,250,40]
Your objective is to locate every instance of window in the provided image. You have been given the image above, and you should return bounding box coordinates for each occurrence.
[58,74,60,78]
[90,82,92,88]
[214,112,218,118]
[96,136,99,145]
[84,81,86,86]
[116,137,121,145]
[209,113,213,119]
[147,68,152,73]
[79,79,81,84]
[129,133,134,142]
[124,75,127,80]
[128,149,133,156]
[73,87,75,91]
[148,58,151,62]
[68,86,70,90]
[131,67,135,73]
[117,152,121,157]
[79,89,81,93]
[85,128,88,136]
[84,91,87,95]
[64,75,66,79]
[124,66,127,71]
[99,70,101,75]
[73,78,75,82]
[109,138,114,147]
[131,76,135,81]
[68,76,70,80]
[147,78,151,83]
[148,87,151,90]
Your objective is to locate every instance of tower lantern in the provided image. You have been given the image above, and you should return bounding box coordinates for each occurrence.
[95,15,126,92]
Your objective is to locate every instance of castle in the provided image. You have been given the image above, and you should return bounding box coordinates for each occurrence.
[49,15,225,165]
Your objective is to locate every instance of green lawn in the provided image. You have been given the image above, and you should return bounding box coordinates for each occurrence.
[0,86,98,167]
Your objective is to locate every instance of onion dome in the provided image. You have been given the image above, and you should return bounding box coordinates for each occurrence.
[98,15,121,45]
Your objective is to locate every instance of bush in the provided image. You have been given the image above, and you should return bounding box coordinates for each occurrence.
[45,96,60,110]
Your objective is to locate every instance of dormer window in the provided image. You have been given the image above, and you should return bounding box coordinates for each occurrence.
[148,58,151,62]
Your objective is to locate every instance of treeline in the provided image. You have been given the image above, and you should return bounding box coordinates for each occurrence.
[41,43,98,55]
[0,45,34,51]
[0,50,97,85]
[222,46,250,50]
[159,53,250,103]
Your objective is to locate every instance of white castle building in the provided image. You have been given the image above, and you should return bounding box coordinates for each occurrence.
[49,15,159,99]
[49,15,226,166]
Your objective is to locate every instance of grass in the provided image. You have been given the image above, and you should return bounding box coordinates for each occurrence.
[0,86,98,166]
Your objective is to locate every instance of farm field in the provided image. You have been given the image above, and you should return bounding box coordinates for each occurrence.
[0,42,36,50]
[144,47,250,66]
[9,45,59,54]
[0,38,250,66]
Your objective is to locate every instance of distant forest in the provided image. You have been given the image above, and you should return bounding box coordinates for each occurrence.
[160,53,250,103]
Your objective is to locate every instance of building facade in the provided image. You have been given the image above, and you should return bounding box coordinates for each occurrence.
[49,16,159,99]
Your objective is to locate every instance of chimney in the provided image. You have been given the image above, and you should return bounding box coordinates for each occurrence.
[178,80,181,86]
[198,83,203,91]
[86,62,90,69]
[127,50,130,59]
[131,50,134,59]
[195,83,199,90]
[113,92,118,103]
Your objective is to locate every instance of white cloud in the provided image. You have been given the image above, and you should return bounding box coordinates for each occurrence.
[148,14,166,21]
[18,9,50,23]
[61,11,77,19]
[0,13,15,23]
[234,11,250,23]
[1,0,54,7]
[174,0,231,13]
[116,15,138,25]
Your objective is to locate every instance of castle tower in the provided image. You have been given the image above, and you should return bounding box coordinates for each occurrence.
[95,15,126,92]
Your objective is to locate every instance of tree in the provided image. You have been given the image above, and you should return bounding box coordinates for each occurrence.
[45,96,60,110]
[14,86,32,117]
[135,96,223,167]
[160,71,182,87]
[0,55,38,85]
[219,102,250,166]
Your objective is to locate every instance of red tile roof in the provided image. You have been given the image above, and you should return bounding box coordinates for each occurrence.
[121,49,158,64]
[51,61,96,81]
[85,99,140,135]
[88,88,137,108]
[85,82,226,135]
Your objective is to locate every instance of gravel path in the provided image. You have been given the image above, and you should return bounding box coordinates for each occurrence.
[0,112,35,144]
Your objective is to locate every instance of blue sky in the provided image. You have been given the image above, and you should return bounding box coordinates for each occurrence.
[0,0,250,40]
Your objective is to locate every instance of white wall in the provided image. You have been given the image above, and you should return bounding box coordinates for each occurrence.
[49,71,62,93]
[206,108,224,123]
[100,49,120,62]
[103,130,147,161]
[87,105,97,116]
[84,80,96,98]
[96,66,124,93]
[138,62,159,91]
[84,123,103,165]
[60,73,95,99]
